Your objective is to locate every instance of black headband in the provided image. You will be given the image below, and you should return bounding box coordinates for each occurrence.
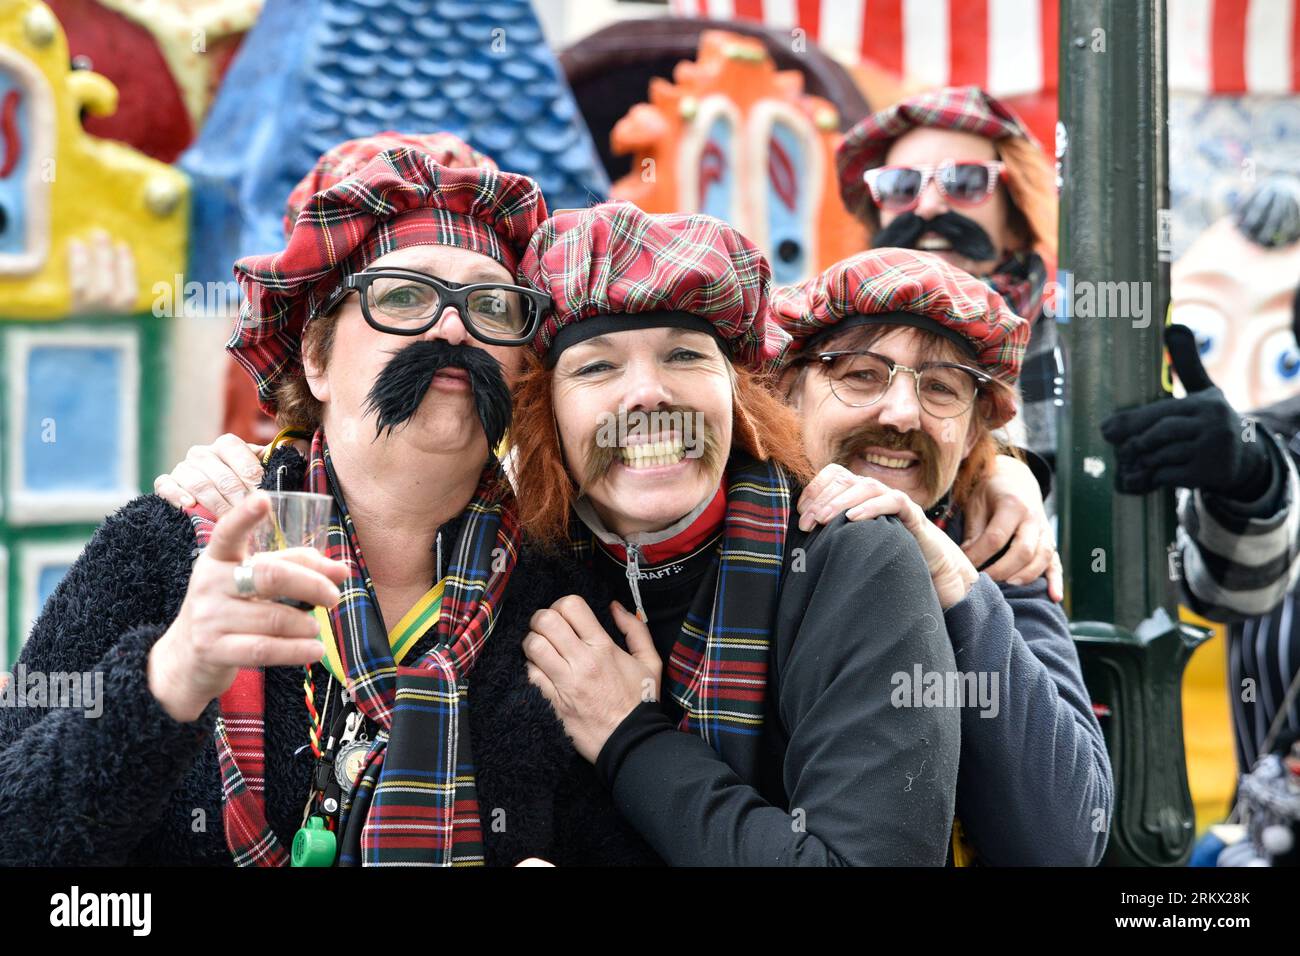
[543,310,734,369]
[801,311,979,360]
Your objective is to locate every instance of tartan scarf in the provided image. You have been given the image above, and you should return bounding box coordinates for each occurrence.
[185,430,520,867]
[986,250,1046,322]
[569,453,792,779]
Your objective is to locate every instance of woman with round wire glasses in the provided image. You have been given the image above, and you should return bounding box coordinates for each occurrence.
[772,248,1113,866]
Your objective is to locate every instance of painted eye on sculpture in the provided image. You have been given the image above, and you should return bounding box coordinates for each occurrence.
[759,119,806,283]
[764,121,805,284]
[1257,327,1300,393]
[758,115,815,285]
[1279,350,1300,380]
[694,112,735,223]
[678,97,741,229]
[1172,308,1227,373]
[0,55,52,275]
[0,77,25,249]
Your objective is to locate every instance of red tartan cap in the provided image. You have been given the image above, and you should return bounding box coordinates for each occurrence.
[837,86,1038,217]
[281,131,496,239]
[518,201,788,371]
[230,143,546,415]
[771,248,1030,426]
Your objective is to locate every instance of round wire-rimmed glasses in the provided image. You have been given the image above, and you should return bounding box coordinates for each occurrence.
[812,349,993,418]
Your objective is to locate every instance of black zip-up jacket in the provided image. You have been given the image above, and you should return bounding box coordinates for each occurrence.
[589,507,962,866]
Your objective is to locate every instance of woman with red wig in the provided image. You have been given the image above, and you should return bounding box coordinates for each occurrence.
[509,201,961,865]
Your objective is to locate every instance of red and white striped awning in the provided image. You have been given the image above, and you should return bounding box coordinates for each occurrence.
[668,0,1300,96]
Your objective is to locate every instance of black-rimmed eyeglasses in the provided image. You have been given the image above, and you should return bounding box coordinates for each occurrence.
[809,349,992,418]
[315,268,551,346]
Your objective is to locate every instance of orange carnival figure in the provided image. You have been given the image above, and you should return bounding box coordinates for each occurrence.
[609,29,867,287]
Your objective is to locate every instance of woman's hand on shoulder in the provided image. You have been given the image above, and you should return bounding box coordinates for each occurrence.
[797,463,977,610]
[153,434,268,515]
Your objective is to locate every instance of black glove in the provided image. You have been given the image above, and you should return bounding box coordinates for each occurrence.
[1100,324,1274,499]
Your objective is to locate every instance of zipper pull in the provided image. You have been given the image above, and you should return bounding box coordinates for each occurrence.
[624,543,649,623]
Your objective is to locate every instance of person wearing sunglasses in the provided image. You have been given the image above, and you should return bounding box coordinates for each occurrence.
[772,249,1113,866]
[837,86,1064,530]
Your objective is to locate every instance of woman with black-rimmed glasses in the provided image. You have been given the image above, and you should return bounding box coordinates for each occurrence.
[0,136,594,867]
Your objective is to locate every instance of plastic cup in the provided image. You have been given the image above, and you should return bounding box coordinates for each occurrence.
[247,491,334,609]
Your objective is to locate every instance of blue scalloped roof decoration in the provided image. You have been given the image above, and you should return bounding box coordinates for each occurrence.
[179,0,609,292]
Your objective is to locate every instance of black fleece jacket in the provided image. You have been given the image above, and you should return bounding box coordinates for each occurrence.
[0,453,657,866]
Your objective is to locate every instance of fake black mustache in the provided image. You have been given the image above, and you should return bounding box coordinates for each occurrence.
[872,211,997,263]
[362,340,512,458]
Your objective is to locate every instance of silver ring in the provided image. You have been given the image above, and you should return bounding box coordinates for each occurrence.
[233,559,258,599]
